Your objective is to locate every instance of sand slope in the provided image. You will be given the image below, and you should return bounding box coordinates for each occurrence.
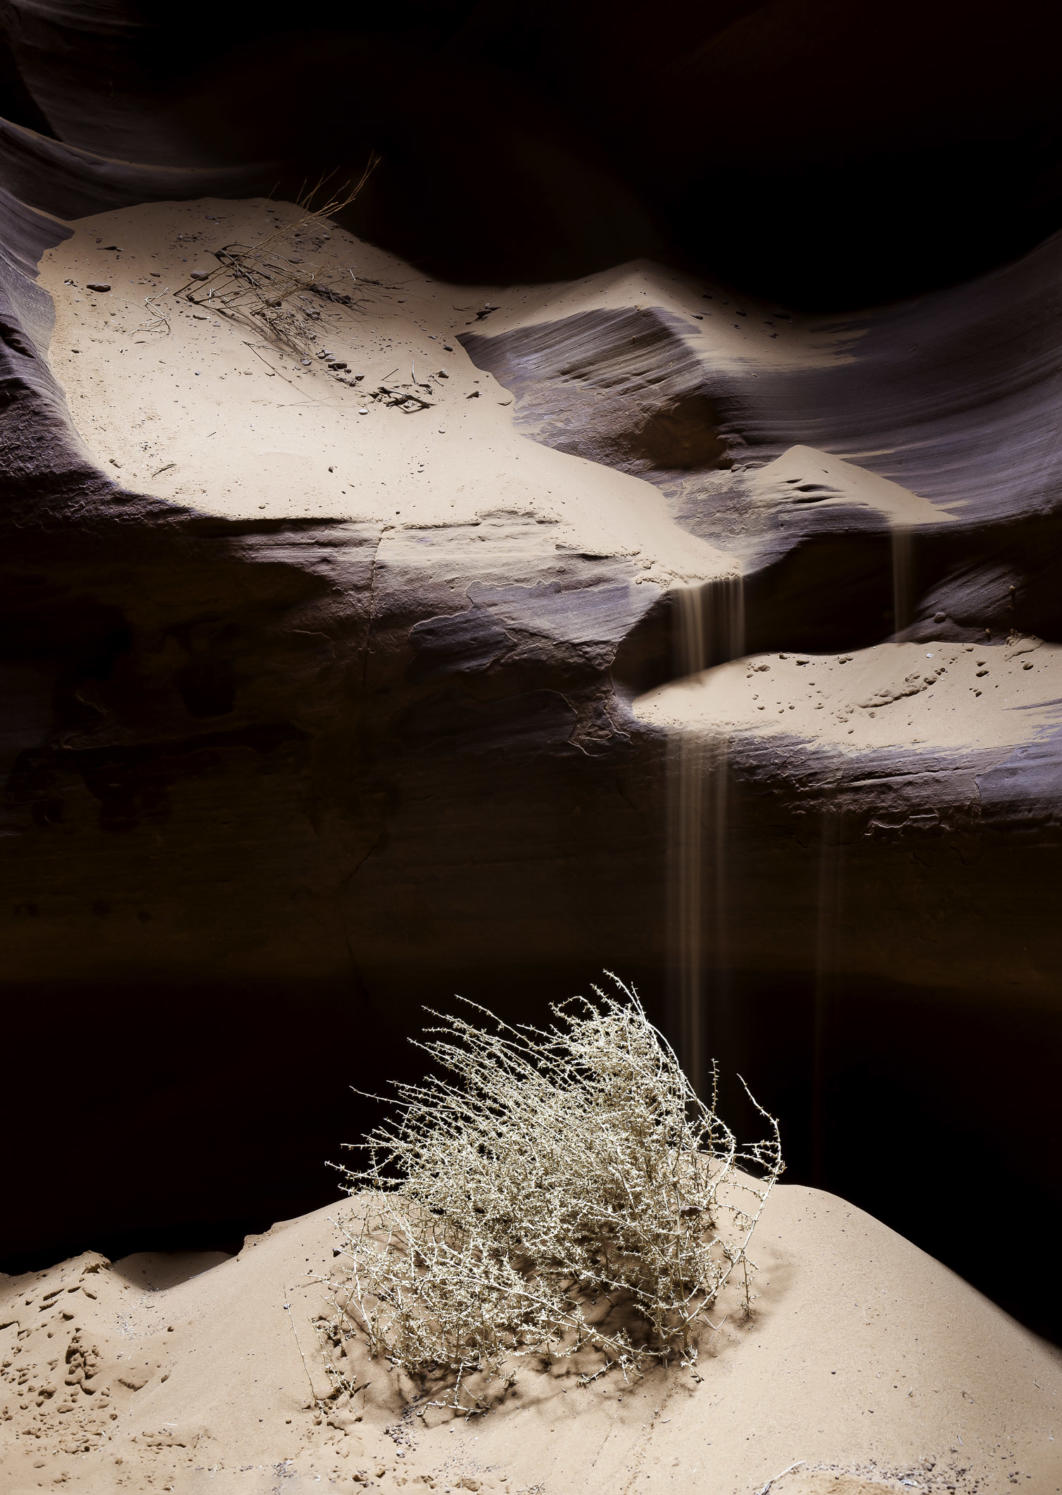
[38,198,732,585]
[2,1186,1058,1495]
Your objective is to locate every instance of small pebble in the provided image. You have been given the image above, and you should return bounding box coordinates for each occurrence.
[189,271,210,281]
[86,283,111,293]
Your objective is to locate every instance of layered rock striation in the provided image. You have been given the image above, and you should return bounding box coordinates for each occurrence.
[2,18,1061,1342]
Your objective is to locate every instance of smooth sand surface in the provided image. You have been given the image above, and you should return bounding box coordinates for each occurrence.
[1,1186,1058,1494]
[746,447,948,526]
[634,639,1062,757]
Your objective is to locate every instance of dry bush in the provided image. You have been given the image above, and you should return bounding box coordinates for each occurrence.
[326,974,783,1414]
[173,157,381,359]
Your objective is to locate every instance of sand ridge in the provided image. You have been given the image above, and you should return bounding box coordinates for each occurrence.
[746,447,949,527]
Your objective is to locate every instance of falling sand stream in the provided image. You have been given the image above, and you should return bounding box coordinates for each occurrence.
[667,529,915,1124]
[666,575,745,1099]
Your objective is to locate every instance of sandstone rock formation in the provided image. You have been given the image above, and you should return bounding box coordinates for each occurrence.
[2,9,1061,1349]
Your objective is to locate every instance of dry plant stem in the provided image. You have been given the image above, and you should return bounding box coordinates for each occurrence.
[284,1301,321,1411]
[172,155,381,358]
[327,974,783,1415]
[756,1462,807,1495]
[134,290,171,336]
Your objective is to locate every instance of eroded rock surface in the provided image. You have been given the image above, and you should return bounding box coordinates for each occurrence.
[0,179,1060,1346]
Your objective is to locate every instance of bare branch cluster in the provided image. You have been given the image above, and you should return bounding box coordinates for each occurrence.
[326,974,783,1414]
[172,157,381,360]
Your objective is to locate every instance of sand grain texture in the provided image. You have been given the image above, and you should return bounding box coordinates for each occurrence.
[635,640,1062,756]
[39,199,733,584]
[2,1186,1058,1495]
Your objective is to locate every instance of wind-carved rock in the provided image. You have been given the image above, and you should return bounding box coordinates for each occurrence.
[0,183,1059,1345]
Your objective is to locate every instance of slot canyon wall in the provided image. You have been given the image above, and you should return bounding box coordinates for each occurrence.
[2,2,1061,1342]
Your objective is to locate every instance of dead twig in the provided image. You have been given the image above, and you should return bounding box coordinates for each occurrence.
[172,154,382,360]
[242,341,278,376]
[372,384,433,412]
[284,1301,323,1411]
[755,1462,807,1495]
[133,290,171,336]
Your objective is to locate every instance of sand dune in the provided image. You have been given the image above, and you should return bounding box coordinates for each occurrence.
[2,1185,1058,1494]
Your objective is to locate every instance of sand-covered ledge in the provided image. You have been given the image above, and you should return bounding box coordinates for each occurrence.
[2,1185,1058,1495]
[45,191,1055,781]
[634,639,1062,758]
[37,197,734,585]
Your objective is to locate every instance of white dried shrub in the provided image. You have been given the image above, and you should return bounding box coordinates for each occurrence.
[327,974,783,1413]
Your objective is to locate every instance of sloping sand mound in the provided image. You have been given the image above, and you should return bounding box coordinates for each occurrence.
[2,1185,1057,1494]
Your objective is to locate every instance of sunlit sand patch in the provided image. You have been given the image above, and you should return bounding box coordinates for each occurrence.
[38,197,733,583]
[634,637,1062,755]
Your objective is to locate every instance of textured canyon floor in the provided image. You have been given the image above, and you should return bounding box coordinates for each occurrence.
[2,1186,1059,1495]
